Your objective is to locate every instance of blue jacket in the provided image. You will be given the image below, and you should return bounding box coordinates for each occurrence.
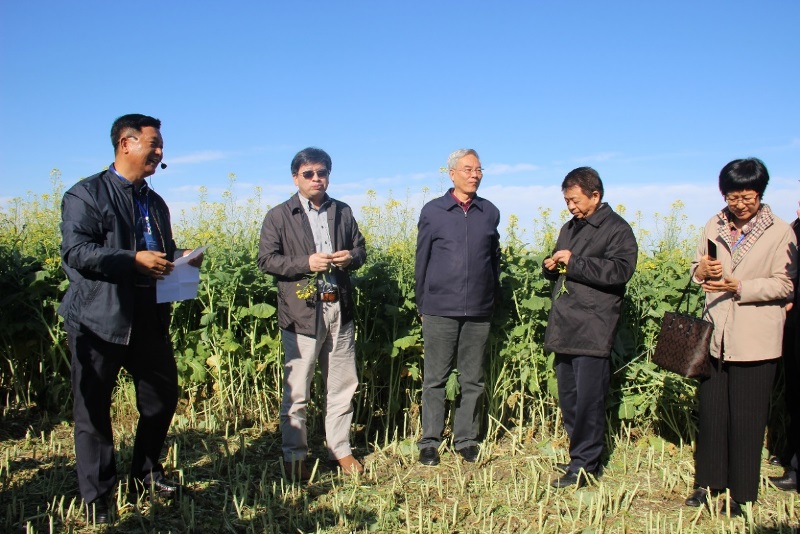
[415,190,501,317]
[59,169,183,344]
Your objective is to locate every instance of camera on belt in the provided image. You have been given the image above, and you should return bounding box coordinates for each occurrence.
[318,281,339,303]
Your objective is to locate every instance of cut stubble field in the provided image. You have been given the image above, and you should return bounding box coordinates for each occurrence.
[2,393,798,533]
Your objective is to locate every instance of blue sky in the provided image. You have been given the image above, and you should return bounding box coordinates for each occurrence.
[2,1,799,244]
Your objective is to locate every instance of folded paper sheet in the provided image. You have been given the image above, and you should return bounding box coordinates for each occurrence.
[156,246,208,303]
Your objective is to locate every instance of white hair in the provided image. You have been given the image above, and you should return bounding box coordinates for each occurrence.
[447,148,480,169]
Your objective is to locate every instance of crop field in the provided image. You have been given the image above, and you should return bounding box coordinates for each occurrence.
[1,173,798,533]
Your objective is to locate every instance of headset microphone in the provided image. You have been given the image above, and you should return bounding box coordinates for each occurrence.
[160,163,168,169]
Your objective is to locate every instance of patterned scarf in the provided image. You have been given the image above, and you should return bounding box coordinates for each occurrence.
[716,204,774,270]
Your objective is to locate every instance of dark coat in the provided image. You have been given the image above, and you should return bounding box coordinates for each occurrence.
[257,193,366,336]
[543,203,638,357]
[59,169,183,345]
[415,191,501,317]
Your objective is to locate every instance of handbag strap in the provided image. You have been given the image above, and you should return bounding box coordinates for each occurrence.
[675,277,696,314]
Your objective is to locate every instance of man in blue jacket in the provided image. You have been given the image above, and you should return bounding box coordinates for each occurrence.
[416,148,501,466]
[543,167,637,488]
[60,114,202,524]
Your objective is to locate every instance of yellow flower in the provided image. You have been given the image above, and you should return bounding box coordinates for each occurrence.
[295,278,316,300]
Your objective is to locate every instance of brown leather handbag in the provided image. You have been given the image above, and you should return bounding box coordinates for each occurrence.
[651,279,713,379]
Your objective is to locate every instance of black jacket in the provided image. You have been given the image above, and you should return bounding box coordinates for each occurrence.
[257,193,366,336]
[59,169,182,344]
[543,203,638,357]
[415,191,501,317]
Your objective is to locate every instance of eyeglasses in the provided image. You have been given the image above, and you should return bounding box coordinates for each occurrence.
[455,167,484,176]
[298,169,330,179]
[725,194,759,206]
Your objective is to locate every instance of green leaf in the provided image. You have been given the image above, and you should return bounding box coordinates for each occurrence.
[520,295,547,311]
[393,335,419,350]
[243,302,276,319]
[511,324,527,338]
[200,311,216,326]
[445,369,461,401]
[618,398,637,420]
[406,362,420,381]
[547,376,559,398]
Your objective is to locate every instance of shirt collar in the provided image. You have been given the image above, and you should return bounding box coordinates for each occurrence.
[446,188,481,211]
[109,164,149,195]
[298,192,331,212]
[569,202,609,228]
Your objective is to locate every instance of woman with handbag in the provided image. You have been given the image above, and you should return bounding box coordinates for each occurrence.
[685,158,797,516]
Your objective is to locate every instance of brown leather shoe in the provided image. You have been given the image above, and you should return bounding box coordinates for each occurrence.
[283,460,312,481]
[335,455,364,475]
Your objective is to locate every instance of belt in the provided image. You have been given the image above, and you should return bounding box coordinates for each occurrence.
[318,292,339,303]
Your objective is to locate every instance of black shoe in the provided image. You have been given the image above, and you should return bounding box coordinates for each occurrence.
[85,498,110,525]
[555,462,570,473]
[551,470,592,489]
[719,498,742,517]
[685,487,710,507]
[458,446,479,463]
[769,470,798,491]
[149,477,181,497]
[129,475,182,501]
[419,447,440,466]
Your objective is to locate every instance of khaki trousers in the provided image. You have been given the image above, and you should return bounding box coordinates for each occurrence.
[280,300,358,462]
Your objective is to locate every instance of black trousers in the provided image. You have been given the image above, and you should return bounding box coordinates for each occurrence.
[779,307,800,467]
[694,358,777,503]
[69,288,178,503]
[555,354,610,473]
[419,315,490,450]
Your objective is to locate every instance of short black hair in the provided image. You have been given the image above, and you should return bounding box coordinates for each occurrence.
[718,158,769,197]
[562,166,604,201]
[111,114,161,154]
[291,147,332,175]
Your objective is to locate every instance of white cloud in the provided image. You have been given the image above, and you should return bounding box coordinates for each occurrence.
[158,178,800,247]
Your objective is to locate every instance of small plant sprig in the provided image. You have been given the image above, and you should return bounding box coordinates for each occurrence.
[556,263,568,298]
[296,265,337,300]
[296,276,316,300]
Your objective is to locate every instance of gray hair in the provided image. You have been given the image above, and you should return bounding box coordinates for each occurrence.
[447,148,480,170]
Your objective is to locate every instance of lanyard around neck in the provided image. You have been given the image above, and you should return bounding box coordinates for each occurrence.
[111,165,152,233]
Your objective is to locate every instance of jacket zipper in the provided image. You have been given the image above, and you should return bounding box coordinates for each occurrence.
[463,207,469,315]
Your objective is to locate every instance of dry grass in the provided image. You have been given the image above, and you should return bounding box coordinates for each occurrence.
[2,385,798,534]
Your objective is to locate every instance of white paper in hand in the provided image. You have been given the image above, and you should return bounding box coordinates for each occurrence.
[156,246,208,303]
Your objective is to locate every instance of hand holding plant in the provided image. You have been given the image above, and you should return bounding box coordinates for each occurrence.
[557,263,568,298]
[330,250,353,268]
[309,252,334,272]
[546,249,572,299]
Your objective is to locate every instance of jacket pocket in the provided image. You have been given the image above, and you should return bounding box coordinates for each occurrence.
[78,279,102,306]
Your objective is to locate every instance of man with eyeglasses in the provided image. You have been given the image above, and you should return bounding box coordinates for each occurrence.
[60,114,203,524]
[258,147,366,480]
[416,148,501,466]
